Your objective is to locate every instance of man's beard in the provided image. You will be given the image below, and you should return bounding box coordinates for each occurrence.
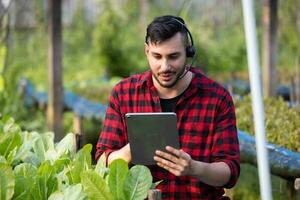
[152,66,187,88]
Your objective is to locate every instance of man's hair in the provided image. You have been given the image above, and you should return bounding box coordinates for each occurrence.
[145,15,188,46]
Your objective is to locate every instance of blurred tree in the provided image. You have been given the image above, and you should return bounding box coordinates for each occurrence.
[278,0,299,71]
[139,0,149,31]
[0,0,12,91]
[47,0,64,141]
[92,0,146,77]
[262,0,278,97]
[298,0,300,38]
[297,0,300,106]
[9,0,36,28]
[187,0,247,75]
[0,0,4,17]
[0,0,5,93]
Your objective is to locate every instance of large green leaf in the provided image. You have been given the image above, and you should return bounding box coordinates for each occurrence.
[81,171,112,200]
[123,165,152,200]
[95,153,109,178]
[62,184,87,200]
[1,117,21,135]
[13,131,40,165]
[0,75,3,92]
[32,135,46,163]
[0,163,15,200]
[39,132,55,151]
[54,133,76,158]
[47,192,64,200]
[22,152,40,167]
[53,155,71,173]
[53,156,72,190]
[48,184,87,200]
[108,159,128,200]
[0,128,22,158]
[30,161,58,200]
[13,163,37,200]
[67,144,92,184]
[32,132,56,164]
[45,133,76,163]
[0,156,6,164]
[6,147,17,165]
[39,161,58,197]
[32,132,59,164]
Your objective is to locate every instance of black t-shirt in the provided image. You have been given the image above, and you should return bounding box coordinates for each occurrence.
[160,93,184,112]
[160,75,193,112]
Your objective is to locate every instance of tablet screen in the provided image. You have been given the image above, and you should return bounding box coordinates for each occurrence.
[125,112,179,165]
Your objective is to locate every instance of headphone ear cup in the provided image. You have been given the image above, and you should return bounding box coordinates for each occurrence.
[186,46,196,58]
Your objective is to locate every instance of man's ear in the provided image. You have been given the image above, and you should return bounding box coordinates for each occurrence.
[144,43,149,56]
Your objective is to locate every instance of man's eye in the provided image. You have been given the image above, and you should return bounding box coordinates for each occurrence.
[153,55,161,59]
[169,55,179,59]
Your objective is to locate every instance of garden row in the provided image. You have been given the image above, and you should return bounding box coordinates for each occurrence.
[0,116,156,200]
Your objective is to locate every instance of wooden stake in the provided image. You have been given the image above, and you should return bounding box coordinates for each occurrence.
[148,189,161,200]
[287,179,296,200]
[47,0,63,141]
[296,57,300,106]
[262,0,278,97]
[73,113,84,151]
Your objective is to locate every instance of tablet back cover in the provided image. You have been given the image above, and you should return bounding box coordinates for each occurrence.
[125,112,179,165]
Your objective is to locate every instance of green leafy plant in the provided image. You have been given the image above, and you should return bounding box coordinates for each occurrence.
[235,95,300,152]
[0,116,154,200]
[0,163,14,200]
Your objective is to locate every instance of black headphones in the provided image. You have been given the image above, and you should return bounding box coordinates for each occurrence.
[171,18,196,58]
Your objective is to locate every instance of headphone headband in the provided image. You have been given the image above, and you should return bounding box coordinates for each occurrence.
[170,18,194,46]
[170,18,196,58]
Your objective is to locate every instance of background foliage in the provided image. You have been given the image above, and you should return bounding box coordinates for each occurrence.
[235,95,300,152]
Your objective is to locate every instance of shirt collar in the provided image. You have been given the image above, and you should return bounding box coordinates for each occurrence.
[189,67,214,90]
[138,70,152,87]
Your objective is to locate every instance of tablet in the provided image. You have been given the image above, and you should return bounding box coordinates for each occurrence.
[125,112,179,165]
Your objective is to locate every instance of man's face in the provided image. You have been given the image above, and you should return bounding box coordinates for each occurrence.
[145,32,187,88]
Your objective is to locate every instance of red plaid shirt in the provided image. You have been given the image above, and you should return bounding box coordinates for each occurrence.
[96,68,240,199]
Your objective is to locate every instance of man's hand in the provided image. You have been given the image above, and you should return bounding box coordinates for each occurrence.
[121,143,132,162]
[154,146,231,186]
[108,143,132,165]
[153,146,193,176]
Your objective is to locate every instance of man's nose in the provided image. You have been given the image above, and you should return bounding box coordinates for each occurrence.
[161,58,170,71]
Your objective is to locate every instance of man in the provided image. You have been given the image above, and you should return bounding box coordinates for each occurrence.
[96,15,240,199]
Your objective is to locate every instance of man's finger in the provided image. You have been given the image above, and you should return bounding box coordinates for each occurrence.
[154,155,174,166]
[165,146,181,157]
[155,150,179,163]
[157,162,182,176]
[154,156,178,169]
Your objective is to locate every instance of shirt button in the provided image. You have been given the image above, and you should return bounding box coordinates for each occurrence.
[162,193,168,198]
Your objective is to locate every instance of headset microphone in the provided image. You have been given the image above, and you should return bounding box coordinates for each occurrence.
[178,54,196,79]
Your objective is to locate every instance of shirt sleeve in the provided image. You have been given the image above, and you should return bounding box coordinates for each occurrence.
[211,90,240,188]
[95,85,127,164]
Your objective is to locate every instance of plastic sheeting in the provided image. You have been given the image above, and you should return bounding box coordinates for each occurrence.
[18,78,107,119]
